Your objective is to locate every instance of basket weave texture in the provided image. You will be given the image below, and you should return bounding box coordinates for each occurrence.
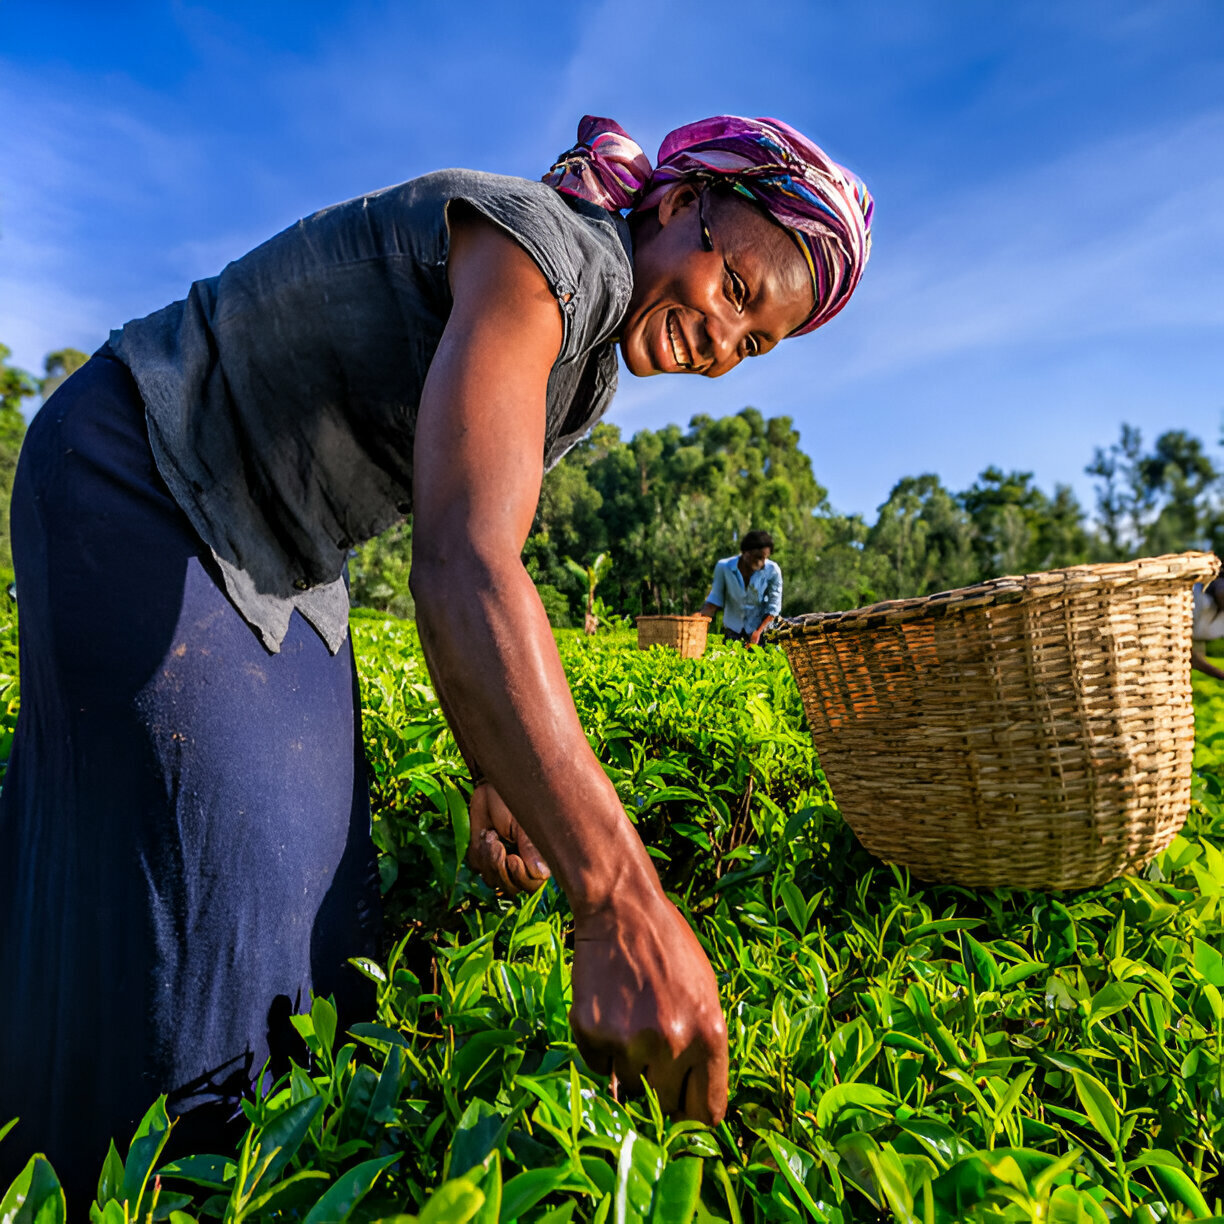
[769,552,1219,889]
[636,615,709,658]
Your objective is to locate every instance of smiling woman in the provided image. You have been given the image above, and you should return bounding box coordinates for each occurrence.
[0,112,871,1201]
[621,185,816,375]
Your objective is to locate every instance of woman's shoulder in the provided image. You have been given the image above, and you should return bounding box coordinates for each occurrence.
[419,169,630,281]
[408,169,632,361]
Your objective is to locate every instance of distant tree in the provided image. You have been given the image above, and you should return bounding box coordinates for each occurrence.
[1086,424,1156,557]
[534,408,832,617]
[0,344,36,579]
[1140,429,1217,554]
[780,510,887,613]
[40,348,89,401]
[563,552,612,634]
[959,467,1088,576]
[1036,483,1090,569]
[868,474,977,599]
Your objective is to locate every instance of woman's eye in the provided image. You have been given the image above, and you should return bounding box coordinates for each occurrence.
[745,335,760,358]
[725,267,747,311]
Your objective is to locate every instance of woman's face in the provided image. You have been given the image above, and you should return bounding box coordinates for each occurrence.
[620,184,815,378]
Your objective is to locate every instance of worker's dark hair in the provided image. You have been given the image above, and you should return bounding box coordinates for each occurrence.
[741,530,774,554]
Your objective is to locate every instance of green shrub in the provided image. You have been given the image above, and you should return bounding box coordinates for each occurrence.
[534,582,572,629]
[5,621,1224,1221]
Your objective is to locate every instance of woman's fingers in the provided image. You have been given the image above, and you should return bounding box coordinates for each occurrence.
[466,782,552,894]
[681,1042,728,1126]
[503,849,547,893]
[487,789,551,879]
[506,820,550,884]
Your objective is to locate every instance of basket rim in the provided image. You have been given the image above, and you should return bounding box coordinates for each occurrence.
[635,614,711,623]
[768,550,1220,640]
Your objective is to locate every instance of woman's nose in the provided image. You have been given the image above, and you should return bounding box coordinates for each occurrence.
[704,314,746,377]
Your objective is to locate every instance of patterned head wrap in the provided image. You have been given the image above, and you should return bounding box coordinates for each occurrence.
[543,114,873,336]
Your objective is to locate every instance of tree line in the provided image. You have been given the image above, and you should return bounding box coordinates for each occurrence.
[4,344,1220,622]
[0,344,89,580]
[506,409,1222,627]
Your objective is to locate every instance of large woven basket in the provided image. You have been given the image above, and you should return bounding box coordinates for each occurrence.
[636,614,709,658]
[769,552,1219,889]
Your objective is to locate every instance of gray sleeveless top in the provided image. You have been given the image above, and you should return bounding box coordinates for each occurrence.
[109,169,633,653]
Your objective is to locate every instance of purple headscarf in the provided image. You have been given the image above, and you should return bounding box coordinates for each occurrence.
[543,115,873,336]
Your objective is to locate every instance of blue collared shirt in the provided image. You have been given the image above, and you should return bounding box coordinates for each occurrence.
[706,555,783,634]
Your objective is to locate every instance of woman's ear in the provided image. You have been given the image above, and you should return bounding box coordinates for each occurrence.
[655,181,701,229]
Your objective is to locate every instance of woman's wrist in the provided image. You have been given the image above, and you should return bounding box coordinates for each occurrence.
[557,814,663,922]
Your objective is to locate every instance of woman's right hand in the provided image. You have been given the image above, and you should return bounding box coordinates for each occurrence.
[569,885,728,1125]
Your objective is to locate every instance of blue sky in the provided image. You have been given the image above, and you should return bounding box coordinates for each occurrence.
[2,0,1222,519]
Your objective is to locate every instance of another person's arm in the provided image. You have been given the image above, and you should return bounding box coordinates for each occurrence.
[1193,650,1224,682]
[409,209,727,1123]
[748,614,775,646]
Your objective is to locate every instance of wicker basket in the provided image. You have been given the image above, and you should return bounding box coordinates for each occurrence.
[769,552,1219,890]
[636,614,709,658]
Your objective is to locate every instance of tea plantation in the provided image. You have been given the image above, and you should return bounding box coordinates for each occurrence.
[5,608,1224,1222]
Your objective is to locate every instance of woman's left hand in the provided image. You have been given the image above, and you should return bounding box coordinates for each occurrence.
[467,781,552,895]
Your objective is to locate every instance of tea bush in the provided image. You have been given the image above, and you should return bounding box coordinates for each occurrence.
[5,610,1224,1222]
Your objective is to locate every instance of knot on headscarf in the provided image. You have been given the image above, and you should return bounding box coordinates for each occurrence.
[543,114,874,336]
[542,116,654,211]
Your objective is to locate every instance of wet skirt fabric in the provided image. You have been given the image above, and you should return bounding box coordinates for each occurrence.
[0,352,380,1200]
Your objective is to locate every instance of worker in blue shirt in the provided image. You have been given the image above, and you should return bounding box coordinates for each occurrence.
[699,530,783,646]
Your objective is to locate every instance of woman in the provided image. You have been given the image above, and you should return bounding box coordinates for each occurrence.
[0,115,872,1196]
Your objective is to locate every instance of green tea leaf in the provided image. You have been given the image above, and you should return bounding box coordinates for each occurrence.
[814,1083,896,1129]
[419,1179,485,1224]
[499,1167,572,1222]
[120,1097,172,1212]
[0,1156,66,1224]
[960,931,1003,990]
[248,1097,325,1191]
[1127,1152,1210,1217]
[1086,981,1139,1026]
[93,1142,124,1209]
[649,1158,702,1223]
[757,1133,821,1219]
[1036,901,1078,966]
[1069,1071,1120,1150]
[312,995,338,1060]
[301,1156,398,1223]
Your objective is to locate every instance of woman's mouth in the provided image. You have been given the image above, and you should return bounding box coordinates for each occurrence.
[666,310,693,370]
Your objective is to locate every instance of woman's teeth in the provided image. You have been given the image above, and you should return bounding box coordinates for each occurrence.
[667,312,692,369]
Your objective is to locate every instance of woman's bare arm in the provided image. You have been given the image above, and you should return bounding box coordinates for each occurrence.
[408,209,727,1123]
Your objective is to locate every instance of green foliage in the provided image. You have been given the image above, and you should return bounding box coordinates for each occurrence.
[39,348,89,402]
[535,584,572,629]
[533,412,1224,619]
[7,616,1224,1220]
[350,521,416,620]
[0,344,35,581]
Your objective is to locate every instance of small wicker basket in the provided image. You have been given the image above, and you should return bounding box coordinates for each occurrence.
[636,614,709,658]
[769,552,1219,890]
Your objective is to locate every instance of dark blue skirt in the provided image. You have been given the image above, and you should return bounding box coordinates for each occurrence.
[0,352,379,1200]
